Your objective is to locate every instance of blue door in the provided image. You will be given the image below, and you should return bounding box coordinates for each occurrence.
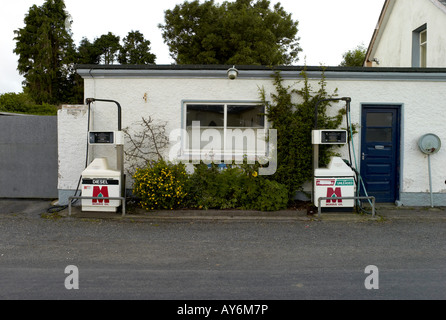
[360,106,401,203]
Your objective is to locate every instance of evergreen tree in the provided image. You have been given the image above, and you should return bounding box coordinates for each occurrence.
[14,0,77,104]
[76,37,102,64]
[159,0,301,65]
[119,31,156,64]
[94,32,121,65]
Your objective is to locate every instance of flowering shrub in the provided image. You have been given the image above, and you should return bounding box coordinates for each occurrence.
[133,160,289,212]
[132,160,188,210]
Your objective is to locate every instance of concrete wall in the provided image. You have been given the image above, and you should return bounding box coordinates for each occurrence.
[58,67,446,206]
[0,115,58,198]
[370,0,446,67]
[57,105,89,204]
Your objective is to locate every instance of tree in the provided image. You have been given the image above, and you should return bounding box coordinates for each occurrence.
[340,44,367,67]
[94,32,121,65]
[76,37,102,64]
[118,31,156,64]
[13,0,77,104]
[159,0,301,65]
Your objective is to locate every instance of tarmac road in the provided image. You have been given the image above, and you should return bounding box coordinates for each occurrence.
[0,199,445,301]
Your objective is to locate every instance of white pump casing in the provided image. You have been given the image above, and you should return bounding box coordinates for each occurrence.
[314,157,356,208]
[81,158,122,212]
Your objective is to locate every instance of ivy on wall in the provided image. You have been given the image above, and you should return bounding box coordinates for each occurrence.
[260,67,346,200]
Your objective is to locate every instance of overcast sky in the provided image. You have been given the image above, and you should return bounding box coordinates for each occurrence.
[0,0,385,94]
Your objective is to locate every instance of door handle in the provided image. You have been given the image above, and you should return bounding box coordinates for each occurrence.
[362,153,365,160]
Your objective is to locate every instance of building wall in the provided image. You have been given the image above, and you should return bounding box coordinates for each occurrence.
[371,0,446,67]
[57,105,89,204]
[58,70,446,206]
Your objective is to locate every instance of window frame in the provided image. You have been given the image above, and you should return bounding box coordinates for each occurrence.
[181,100,269,161]
[412,24,427,68]
[419,29,427,68]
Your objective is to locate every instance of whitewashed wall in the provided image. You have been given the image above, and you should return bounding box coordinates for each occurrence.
[370,0,446,67]
[58,68,446,206]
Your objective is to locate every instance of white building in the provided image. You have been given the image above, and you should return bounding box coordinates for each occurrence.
[58,65,446,207]
[365,0,446,67]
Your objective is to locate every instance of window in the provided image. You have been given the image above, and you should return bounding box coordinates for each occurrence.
[184,102,267,160]
[412,24,427,67]
[186,104,225,151]
[419,29,427,68]
[226,105,265,129]
[366,112,394,143]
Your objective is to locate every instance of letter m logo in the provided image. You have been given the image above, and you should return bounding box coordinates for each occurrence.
[326,187,342,204]
[92,186,109,204]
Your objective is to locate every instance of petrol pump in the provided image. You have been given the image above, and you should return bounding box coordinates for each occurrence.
[80,98,125,212]
[312,98,356,209]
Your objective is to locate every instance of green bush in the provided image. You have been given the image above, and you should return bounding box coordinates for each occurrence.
[132,161,289,212]
[186,162,288,211]
[252,179,289,211]
[132,160,189,210]
[0,92,57,115]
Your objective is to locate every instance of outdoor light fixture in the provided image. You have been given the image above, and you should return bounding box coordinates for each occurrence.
[227,66,238,80]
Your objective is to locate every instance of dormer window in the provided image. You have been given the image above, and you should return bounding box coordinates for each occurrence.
[412,24,427,67]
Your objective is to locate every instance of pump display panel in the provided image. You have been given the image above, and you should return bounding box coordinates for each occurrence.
[312,130,348,145]
[89,132,115,144]
[322,131,347,144]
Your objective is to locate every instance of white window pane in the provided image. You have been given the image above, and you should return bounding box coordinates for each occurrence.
[420,30,427,67]
[420,30,427,44]
[420,44,427,67]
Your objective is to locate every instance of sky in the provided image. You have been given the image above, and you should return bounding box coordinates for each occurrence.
[0,0,386,94]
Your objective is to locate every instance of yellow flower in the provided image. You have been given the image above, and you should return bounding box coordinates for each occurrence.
[252,171,258,177]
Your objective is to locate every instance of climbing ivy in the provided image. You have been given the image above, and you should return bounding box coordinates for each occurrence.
[260,67,346,200]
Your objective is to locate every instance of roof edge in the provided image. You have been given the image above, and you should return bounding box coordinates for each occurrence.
[364,0,394,66]
[430,0,446,14]
[75,64,446,73]
[76,64,446,82]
